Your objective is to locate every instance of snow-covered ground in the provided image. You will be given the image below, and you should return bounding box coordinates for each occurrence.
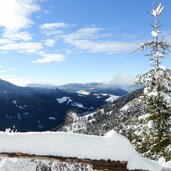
[56,97,72,104]
[105,95,119,102]
[71,102,85,108]
[0,130,163,171]
[48,117,56,120]
[76,90,90,95]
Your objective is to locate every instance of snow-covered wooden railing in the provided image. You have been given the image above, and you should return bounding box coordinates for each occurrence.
[0,152,130,171]
[0,131,163,171]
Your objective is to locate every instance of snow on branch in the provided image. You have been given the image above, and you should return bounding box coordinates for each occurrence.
[151,3,164,17]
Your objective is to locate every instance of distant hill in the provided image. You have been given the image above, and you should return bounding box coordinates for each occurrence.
[0,79,128,132]
[28,82,128,95]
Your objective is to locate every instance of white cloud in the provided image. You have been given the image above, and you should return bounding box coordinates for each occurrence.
[0,0,40,32]
[0,1,66,64]
[0,75,78,86]
[104,74,137,92]
[3,31,32,41]
[0,38,12,45]
[0,1,44,54]
[106,74,135,86]
[43,39,56,47]
[0,70,7,73]
[64,27,100,40]
[39,22,70,30]
[0,75,33,86]
[64,39,137,54]
[0,42,43,53]
[43,9,51,15]
[0,66,7,73]
[63,27,138,54]
[9,67,16,71]
[0,65,16,74]
[32,51,65,63]
[41,30,64,36]
[39,22,71,36]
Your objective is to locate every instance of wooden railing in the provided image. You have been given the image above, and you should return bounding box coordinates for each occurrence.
[0,152,148,171]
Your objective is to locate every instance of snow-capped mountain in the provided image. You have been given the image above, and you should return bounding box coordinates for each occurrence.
[0,79,128,132]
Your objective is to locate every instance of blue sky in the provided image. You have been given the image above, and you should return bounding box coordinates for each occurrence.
[0,0,171,86]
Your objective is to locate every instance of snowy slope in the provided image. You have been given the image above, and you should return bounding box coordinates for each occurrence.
[105,95,119,102]
[56,97,72,104]
[76,90,90,95]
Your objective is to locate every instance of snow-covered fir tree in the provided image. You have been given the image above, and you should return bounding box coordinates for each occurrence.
[59,111,87,133]
[134,3,171,161]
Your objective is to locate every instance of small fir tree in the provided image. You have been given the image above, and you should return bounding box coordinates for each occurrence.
[134,3,171,161]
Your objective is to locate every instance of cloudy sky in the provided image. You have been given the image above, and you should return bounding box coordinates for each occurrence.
[0,0,171,86]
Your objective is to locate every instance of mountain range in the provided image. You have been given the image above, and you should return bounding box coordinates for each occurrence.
[0,79,128,132]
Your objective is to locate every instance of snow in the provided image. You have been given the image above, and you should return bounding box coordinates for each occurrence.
[120,104,130,111]
[94,94,102,98]
[151,3,164,17]
[159,65,166,70]
[17,113,22,120]
[0,130,162,171]
[71,102,84,108]
[76,90,90,95]
[19,106,24,109]
[83,112,96,120]
[48,117,56,120]
[151,30,158,38]
[94,94,119,102]
[160,160,171,170]
[105,95,119,102]
[23,112,29,116]
[0,158,37,171]
[12,100,17,105]
[145,68,171,105]
[38,125,43,129]
[94,93,107,98]
[56,97,72,104]
[52,161,93,171]
[101,93,108,96]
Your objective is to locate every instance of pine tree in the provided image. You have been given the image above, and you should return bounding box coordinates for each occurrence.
[134,3,171,161]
